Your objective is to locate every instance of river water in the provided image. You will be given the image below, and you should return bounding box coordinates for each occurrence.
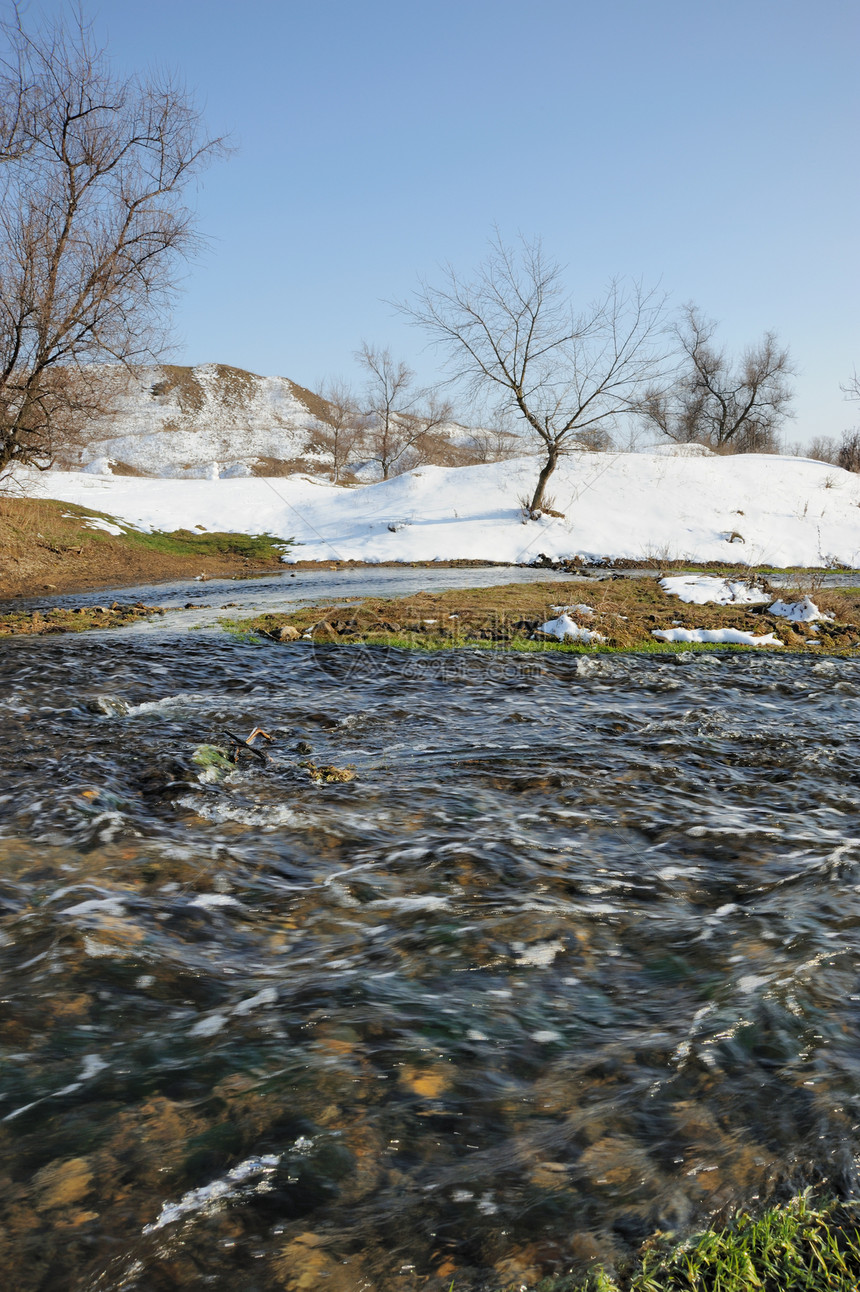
[1,572,860,1290]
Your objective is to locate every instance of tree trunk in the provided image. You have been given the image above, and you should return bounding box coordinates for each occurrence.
[529,445,559,513]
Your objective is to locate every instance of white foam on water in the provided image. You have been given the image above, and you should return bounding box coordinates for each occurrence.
[188,1013,229,1038]
[514,939,565,967]
[178,796,299,828]
[142,1154,282,1233]
[233,987,278,1016]
[367,895,449,912]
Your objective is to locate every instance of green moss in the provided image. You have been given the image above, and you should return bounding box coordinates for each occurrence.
[218,619,268,644]
[191,743,235,776]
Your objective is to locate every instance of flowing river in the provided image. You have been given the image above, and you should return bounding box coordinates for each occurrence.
[1,570,860,1290]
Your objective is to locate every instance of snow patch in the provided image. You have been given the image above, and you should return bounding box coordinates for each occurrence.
[653,627,783,646]
[551,603,594,616]
[768,596,833,623]
[83,516,125,535]
[661,575,770,605]
[540,614,605,643]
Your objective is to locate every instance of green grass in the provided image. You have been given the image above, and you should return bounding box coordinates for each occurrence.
[218,618,268,644]
[625,1191,860,1291]
[252,629,858,659]
[485,1193,860,1291]
[30,500,295,561]
[118,525,293,560]
[82,515,294,560]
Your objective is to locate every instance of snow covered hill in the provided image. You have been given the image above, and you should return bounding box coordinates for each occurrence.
[58,364,331,479]
[28,450,860,568]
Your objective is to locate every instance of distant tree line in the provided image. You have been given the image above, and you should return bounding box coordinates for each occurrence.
[801,373,860,472]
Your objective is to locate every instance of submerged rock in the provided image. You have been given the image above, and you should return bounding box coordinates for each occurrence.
[298,760,356,783]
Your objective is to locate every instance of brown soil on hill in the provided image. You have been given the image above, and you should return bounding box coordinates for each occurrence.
[0,497,288,599]
[0,544,278,600]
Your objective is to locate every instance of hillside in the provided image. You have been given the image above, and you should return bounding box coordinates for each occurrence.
[55,363,503,482]
[24,450,860,570]
[57,363,332,479]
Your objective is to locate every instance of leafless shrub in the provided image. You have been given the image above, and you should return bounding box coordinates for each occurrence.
[807,435,839,464]
[837,429,860,474]
[463,423,520,464]
[311,380,368,483]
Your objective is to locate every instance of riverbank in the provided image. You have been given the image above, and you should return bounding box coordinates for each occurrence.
[0,496,531,600]
[239,576,860,655]
[0,496,294,598]
[0,600,167,636]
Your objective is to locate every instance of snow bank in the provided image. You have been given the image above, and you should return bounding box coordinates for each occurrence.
[653,627,784,646]
[18,449,860,568]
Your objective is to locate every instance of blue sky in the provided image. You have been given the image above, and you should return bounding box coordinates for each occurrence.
[31,0,860,442]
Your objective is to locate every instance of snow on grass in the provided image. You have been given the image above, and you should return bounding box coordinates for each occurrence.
[18,449,860,568]
[660,575,770,604]
[550,602,594,616]
[768,596,833,622]
[540,614,605,643]
[653,627,784,646]
[83,517,125,536]
[62,510,127,536]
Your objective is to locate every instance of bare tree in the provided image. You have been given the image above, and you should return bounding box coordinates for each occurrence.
[807,435,838,464]
[465,419,519,464]
[0,7,225,479]
[791,429,860,473]
[837,372,860,471]
[357,344,452,479]
[400,233,666,513]
[637,304,795,453]
[841,370,860,404]
[312,379,367,483]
